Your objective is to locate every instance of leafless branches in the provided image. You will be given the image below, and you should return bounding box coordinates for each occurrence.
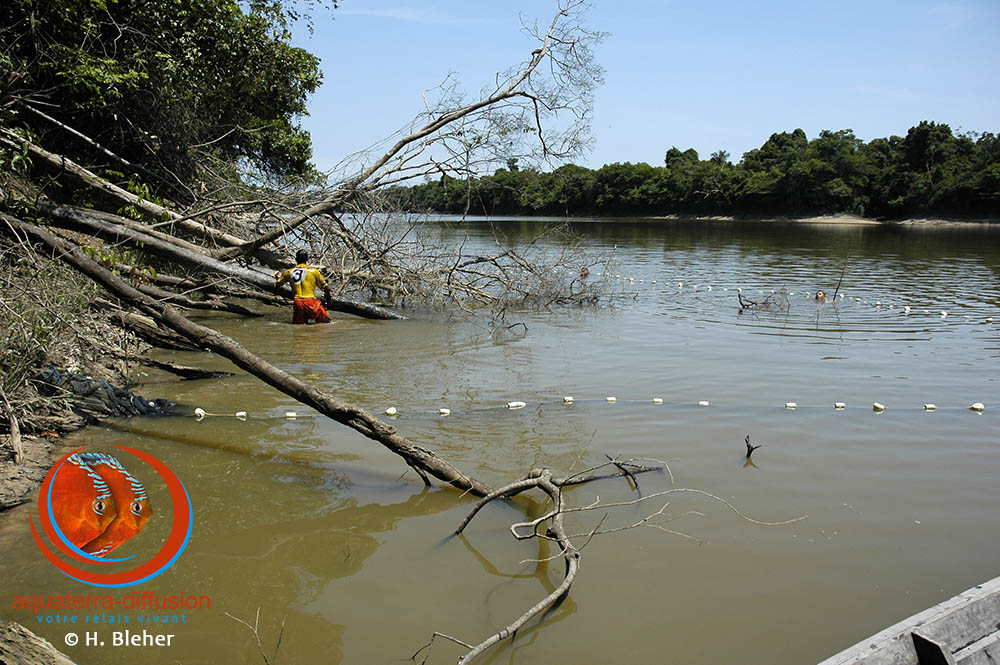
[432,457,806,664]
[738,289,790,314]
[302,197,614,312]
[210,0,605,263]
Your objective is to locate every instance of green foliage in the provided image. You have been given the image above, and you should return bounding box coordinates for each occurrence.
[81,244,159,286]
[1,0,326,197]
[395,122,999,219]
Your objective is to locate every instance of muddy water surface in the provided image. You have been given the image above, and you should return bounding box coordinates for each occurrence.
[3,219,999,664]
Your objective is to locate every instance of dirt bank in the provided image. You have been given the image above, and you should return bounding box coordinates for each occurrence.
[0,435,59,510]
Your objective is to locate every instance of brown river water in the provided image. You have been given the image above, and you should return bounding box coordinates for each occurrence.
[2,218,998,664]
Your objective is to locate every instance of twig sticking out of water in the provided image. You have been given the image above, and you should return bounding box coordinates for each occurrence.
[225,608,286,665]
[832,257,849,301]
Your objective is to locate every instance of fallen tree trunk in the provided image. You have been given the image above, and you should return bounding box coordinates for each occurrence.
[3,214,486,495]
[40,204,406,320]
[114,263,289,308]
[85,208,287,272]
[83,208,214,255]
[135,282,262,317]
[90,300,203,351]
[0,128,245,249]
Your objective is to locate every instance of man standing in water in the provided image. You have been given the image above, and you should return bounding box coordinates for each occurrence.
[274,249,334,324]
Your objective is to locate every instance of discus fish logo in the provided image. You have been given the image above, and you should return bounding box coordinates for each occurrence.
[30,446,192,587]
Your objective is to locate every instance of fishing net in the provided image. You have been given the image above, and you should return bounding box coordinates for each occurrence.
[37,366,176,420]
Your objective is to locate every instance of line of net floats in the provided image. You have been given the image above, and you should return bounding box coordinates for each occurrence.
[189,400,987,420]
[607,275,995,322]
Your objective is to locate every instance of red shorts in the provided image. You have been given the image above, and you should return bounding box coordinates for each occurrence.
[292,298,331,324]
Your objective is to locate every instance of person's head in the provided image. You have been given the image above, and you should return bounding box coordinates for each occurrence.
[815,290,826,301]
[295,249,309,264]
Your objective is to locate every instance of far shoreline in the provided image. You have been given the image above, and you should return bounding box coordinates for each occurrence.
[641,213,999,227]
[425,212,999,227]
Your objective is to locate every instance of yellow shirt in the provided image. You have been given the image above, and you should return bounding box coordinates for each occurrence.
[276,264,327,300]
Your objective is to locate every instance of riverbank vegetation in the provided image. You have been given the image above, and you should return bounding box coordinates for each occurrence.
[0,2,683,662]
[0,0,327,445]
[0,0,608,436]
[393,123,1000,219]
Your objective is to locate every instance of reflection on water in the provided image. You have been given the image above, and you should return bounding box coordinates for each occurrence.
[2,219,998,664]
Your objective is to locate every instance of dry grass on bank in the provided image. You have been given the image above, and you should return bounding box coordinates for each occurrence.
[0,232,147,436]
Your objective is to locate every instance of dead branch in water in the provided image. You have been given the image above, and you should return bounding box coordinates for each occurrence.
[738,289,789,314]
[307,199,614,313]
[427,458,806,664]
[134,358,235,381]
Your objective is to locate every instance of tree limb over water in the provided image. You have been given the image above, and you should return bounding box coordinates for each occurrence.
[210,0,606,263]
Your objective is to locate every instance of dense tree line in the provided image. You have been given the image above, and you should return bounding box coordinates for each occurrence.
[393,123,1000,219]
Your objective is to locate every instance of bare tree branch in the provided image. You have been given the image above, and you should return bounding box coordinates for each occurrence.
[212,0,605,262]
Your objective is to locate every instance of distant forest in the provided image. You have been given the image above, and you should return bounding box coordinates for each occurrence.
[391,122,999,219]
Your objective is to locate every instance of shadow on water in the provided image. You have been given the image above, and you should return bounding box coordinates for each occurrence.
[2,421,473,665]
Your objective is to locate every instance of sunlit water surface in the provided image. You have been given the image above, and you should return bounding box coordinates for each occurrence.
[3,219,998,664]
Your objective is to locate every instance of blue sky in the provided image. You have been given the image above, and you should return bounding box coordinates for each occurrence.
[293,0,1000,172]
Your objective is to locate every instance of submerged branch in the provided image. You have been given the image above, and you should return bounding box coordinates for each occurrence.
[440,457,805,664]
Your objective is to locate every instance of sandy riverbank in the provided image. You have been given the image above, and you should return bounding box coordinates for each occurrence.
[644,213,999,227]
